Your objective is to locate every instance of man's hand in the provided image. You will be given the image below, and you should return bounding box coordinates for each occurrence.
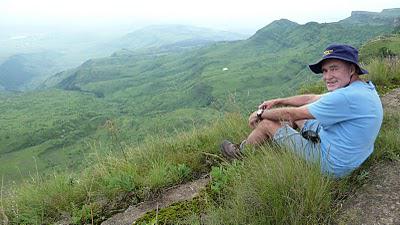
[258,99,281,110]
[248,111,260,129]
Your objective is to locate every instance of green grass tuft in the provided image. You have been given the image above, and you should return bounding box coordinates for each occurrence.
[202,146,334,225]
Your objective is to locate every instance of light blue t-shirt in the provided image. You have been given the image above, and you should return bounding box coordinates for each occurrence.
[308,80,383,177]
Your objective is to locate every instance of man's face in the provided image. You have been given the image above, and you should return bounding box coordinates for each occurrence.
[321,59,353,92]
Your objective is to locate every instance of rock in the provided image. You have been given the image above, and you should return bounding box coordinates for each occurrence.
[101,177,209,225]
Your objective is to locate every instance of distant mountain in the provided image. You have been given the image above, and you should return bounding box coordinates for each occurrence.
[0,52,64,90]
[339,8,400,26]
[0,31,115,67]
[248,19,300,50]
[107,24,248,51]
[1,25,248,91]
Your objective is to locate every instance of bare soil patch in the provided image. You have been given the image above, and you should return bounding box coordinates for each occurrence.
[336,161,400,225]
[381,87,400,113]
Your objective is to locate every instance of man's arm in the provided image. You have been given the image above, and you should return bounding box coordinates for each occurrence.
[260,105,315,122]
[259,94,322,109]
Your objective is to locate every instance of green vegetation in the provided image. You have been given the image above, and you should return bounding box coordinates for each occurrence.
[134,194,210,225]
[3,10,394,182]
[359,34,400,94]
[0,90,117,180]
[360,34,400,62]
[1,10,400,224]
[204,149,333,225]
[0,88,220,182]
[137,147,333,225]
[2,47,400,223]
[0,25,244,91]
[2,113,248,224]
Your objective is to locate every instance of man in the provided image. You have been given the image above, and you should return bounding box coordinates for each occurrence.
[221,44,383,178]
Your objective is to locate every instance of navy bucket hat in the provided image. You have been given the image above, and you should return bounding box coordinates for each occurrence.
[309,44,368,75]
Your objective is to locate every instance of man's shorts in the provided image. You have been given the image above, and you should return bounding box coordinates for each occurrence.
[273,120,325,164]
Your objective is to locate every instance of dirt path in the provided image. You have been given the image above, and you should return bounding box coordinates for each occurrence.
[101,177,209,225]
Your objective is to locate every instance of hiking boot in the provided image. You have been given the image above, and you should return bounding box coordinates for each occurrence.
[220,140,243,161]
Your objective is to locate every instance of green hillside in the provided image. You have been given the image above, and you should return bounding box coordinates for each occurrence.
[49,17,394,108]
[1,9,399,183]
[2,34,400,224]
[0,25,243,91]
[360,34,400,62]
[0,90,117,179]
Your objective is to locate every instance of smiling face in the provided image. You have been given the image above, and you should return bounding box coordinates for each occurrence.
[321,59,355,91]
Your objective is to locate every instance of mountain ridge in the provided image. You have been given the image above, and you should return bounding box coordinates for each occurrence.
[0,25,246,91]
[104,24,247,53]
[340,8,400,25]
[0,51,64,90]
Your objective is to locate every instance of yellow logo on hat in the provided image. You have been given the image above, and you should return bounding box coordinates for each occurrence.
[324,50,333,55]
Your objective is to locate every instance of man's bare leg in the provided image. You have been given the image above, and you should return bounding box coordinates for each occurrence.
[246,119,282,145]
[221,119,285,160]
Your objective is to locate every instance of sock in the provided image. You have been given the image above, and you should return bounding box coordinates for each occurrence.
[239,140,247,151]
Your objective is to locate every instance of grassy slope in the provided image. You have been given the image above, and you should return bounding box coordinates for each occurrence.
[2,36,400,224]
[0,10,397,183]
[0,90,117,179]
[360,34,400,62]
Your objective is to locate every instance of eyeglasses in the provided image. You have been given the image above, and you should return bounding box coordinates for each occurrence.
[301,130,320,143]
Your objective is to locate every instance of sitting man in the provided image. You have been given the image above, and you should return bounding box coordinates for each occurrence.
[221,44,383,178]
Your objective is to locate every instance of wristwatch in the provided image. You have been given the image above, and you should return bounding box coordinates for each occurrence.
[256,108,264,120]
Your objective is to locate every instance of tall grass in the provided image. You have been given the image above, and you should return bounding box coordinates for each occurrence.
[3,113,249,224]
[204,146,333,225]
[367,111,400,163]
[365,57,400,92]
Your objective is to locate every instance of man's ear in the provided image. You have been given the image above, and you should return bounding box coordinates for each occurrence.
[349,64,357,75]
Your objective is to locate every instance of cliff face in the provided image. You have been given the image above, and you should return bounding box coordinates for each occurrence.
[351,11,378,17]
[350,8,400,18]
[381,8,400,17]
[340,8,400,26]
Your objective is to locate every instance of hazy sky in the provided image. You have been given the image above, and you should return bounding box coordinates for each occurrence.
[0,0,399,33]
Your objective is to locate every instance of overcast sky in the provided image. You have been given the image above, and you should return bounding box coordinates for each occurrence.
[0,0,399,33]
